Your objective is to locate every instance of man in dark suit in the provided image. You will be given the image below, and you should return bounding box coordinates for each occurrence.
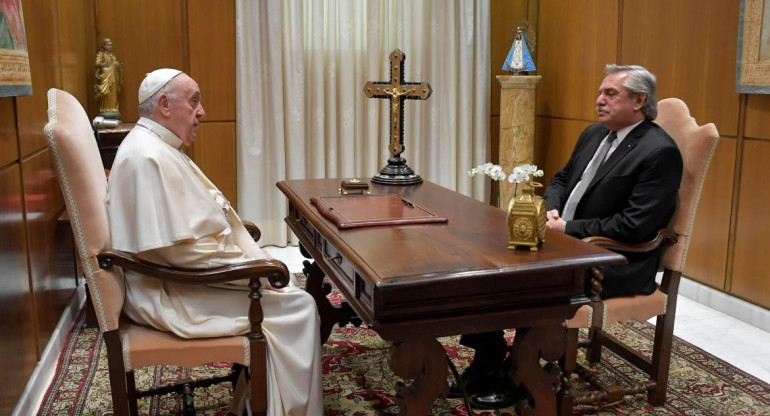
[453,64,683,409]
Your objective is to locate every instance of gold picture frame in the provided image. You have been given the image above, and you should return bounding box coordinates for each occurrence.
[0,0,31,97]
[737,0,770,93]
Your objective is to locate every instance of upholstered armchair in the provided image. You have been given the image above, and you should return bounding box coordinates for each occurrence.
[558,98,720,414]
[45,88,288,416]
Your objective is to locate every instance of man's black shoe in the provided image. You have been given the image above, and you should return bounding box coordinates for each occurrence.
[446,368,504,398]
[470,380,527,410]
[471,390,516,409]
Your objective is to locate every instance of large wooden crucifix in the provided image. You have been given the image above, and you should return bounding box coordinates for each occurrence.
[365,49,432,185]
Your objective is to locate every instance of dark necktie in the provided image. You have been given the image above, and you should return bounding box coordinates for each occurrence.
[561,131,617,221]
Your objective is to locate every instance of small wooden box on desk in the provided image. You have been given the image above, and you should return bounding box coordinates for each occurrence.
[96,122,134,170]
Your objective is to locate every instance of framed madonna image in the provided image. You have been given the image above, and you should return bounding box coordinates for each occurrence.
[737,0,770,93]
[0,0,30,97]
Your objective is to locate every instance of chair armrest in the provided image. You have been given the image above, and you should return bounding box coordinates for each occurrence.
[242,220,262,243]
[582,229,677,301]
[97,249,289,289]
[582,229,677,253]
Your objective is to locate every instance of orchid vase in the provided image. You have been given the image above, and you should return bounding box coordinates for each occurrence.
[506,181,546,251]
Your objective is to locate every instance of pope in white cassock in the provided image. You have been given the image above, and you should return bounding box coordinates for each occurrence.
[106,68,323,416]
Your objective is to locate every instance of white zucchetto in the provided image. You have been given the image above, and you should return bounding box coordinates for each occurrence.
[138,68,182,104]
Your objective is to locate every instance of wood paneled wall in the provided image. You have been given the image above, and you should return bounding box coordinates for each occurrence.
[4,1,769,410]
[94,0,237,207]
[491,0,770,309]
[0,164,37,414]
[1,0,236,411]
[188,0,237,205]
[0,0,89,412]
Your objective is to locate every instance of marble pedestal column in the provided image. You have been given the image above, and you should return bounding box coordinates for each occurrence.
[496,75,541,208]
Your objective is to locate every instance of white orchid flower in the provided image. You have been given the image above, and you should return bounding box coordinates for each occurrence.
[468,162,544,184]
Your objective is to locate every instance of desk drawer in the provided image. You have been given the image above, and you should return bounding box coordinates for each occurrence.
[322,240,373,311]
[288,203,374,313]
[290,205,325,251]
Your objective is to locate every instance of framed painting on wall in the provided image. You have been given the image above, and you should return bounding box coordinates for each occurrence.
[737,0,770,93]
[0,0,30,97]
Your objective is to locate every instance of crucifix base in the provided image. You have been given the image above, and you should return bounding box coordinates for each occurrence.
[372,156,422,185]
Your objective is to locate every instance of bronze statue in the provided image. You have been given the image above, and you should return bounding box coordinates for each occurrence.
[94,38,123,120]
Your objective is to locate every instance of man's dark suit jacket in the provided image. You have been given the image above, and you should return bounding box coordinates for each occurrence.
[544,120,683,299]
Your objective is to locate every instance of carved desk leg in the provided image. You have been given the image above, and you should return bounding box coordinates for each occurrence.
[388,338,448,416]
[302,260,360,344]
[509,324,566,416]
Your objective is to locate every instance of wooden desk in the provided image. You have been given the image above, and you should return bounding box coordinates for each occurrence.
[277,178,625,415]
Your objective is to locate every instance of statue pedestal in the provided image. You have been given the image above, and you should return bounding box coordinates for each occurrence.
[497,75,541,208]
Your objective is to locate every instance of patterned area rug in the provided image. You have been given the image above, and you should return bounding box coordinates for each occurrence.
[38,277,770,416]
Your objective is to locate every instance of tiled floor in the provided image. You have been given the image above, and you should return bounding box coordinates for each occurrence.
[264,245,770,383]
[671,295,770,382]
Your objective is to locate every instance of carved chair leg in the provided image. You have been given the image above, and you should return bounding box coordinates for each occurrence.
[648,270,680,406]
[585,265,605,365]
[107,374,130,416]
[586,327,603,363]
[126,370,138,416]
[249,334,268,414]
[181,380,196,416]
[245,277,269,416]
[649,312,675,405]
[104,331,131,416]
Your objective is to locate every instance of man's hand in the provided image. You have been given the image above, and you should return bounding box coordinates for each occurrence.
[546,209,566,233]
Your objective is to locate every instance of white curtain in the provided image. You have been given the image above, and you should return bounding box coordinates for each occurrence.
[236,0,490,246]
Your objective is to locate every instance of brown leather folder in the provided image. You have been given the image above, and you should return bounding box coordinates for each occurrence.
[310,194,448,229]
